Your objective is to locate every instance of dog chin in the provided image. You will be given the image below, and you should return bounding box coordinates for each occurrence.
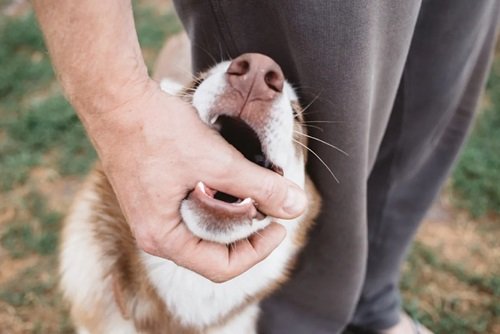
[180,201,273,244]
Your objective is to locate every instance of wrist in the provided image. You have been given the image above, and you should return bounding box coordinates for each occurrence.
[64,61,151,117]
[81,82,178,162]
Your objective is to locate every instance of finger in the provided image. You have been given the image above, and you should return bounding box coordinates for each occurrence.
[208,152,308,219]
[227,222,287,273]
[160,222,286,283]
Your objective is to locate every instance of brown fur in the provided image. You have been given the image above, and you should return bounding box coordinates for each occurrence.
[69,162,320,333]
[65,62,321,333]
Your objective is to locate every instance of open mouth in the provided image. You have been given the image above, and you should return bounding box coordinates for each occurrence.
[211,115,283,204]
[186,115,283,222]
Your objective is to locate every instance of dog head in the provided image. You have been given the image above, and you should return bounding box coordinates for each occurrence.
[161,53,307,244]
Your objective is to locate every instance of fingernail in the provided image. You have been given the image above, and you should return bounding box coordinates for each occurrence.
[283,186,307,216]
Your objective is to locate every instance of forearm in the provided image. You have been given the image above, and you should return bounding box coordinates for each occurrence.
[33,0,150,125]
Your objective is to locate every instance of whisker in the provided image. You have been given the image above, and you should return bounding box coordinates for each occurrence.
[218,41,232,61]
[294,131,349,156]
[251,229,275,249]
[178,87,220,96]
[302,120,345,124]
[229,242,235,252]
[293,139,340,183]
[171,64,200,82]
[297,90,323,117]
[191,42,218,68]
[287,82,337,109]
[218,42,224,61]
[301,110,323,117]
[253,229,266,239]
[298,90,337,109]
[300,124,324,132]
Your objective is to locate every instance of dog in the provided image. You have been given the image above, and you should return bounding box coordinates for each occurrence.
[59,53,321,334]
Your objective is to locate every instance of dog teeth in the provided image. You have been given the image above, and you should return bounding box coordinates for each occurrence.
[234,197,252,206]
[197,181,207,194]
[209,115,219,125]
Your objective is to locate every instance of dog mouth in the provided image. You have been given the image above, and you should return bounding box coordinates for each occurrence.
[214,115,283,200]
[187,115,283,220]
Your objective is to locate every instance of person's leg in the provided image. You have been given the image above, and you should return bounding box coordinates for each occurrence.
[351,0,500,330]
[173,1,421,333]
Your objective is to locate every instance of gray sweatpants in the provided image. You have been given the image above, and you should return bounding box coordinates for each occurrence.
[173,1,500,333]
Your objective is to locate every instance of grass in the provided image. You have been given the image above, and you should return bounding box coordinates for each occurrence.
[0,257,73,334]
[0,11,93,190]
[0,4,181,190]
[0,12,53,106]
[0,3,181,332]
[0,2,498,334]
[1,95,96,189]
[1,191,62,258]
[402,241,499,333]
[451,61,500,217]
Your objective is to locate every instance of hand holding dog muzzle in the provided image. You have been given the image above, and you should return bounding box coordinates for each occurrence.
[88,85,308,282]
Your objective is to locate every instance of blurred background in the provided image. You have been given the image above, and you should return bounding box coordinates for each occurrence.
[0,1,498,333]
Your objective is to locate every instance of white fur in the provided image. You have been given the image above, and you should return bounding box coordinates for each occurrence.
[207,304,259,334]
[60,186,107,309]
[160,78,185,95]
[77,329,91,334]
[191,62,230,124]
[62,60,307,333]
[60,182,137,333]
[141,214,301,328]
[174,60,302,245]
[142,163,305,328]
[137,62,307,328]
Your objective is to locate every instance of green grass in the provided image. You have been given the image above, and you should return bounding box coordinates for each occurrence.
[0,257,73,334]
[1,191,63,258]
[0,5,180,190]
[0,4,182,332]
[0,11,94,190]
[0,3,182,239]
[402,242,499,334]
[0,12,53,106]
[0,3,498,334]
[1,95,97,189]
[134,3,182,50]
[451,61,500,217]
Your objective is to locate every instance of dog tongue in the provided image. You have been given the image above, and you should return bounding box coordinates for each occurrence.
[188,182,259,219]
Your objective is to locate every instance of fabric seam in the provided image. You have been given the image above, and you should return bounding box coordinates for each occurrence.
[208,0,239,58]
[371,68,409,246]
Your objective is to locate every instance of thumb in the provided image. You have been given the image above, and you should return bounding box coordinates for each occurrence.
[209,154,308,219]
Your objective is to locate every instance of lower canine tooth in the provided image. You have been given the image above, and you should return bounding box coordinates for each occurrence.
[210,115,219,124]
[235,197,252,206]
[197,181,207,194]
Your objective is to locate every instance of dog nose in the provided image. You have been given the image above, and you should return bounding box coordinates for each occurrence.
[227,53,284,100]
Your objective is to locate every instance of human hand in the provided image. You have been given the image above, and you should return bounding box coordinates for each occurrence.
[87,80,307,282]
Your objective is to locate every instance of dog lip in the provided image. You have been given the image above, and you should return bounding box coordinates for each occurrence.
[270,163,284,176]
[188,182,258,220]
